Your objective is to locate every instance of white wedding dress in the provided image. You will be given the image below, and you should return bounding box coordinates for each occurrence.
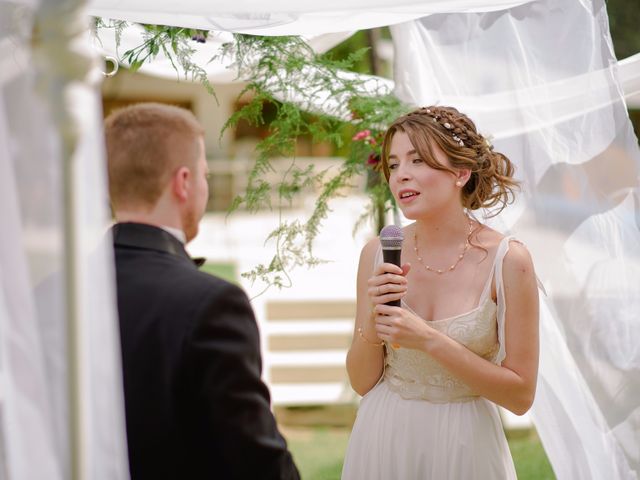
[342,236,518,480]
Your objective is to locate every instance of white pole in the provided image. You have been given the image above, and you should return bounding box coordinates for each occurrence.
[33,2,95,479]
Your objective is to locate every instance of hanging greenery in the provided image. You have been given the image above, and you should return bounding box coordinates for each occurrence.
[94,20,409,289]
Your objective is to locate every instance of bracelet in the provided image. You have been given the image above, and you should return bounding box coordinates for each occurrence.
[357,327,384,347]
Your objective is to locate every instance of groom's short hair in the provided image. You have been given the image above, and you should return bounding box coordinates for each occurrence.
[105,102,204,210]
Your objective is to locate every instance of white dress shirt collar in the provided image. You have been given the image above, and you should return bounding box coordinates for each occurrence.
[159,225,186,244]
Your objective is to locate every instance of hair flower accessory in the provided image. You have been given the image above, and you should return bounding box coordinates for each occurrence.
[418,107,465,146]
[483,134,494,150]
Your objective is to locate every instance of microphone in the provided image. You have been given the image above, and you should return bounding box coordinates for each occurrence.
[379,225,404,308]
[380,225,404,349]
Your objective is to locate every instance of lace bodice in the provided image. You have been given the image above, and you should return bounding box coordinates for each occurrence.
[378,236,515,403]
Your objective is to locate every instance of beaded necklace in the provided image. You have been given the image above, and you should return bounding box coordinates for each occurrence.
[413,219,474,274]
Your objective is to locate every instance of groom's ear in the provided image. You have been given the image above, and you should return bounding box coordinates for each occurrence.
[170,166,191,203]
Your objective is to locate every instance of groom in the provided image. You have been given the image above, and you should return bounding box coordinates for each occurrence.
[105,103,299,480]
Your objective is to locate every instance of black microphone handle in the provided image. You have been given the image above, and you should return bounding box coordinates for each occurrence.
[381,248,402,307]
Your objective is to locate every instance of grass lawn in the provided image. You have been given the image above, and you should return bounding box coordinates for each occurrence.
[199,262,237,283]
[282,426,555,480]
[508,430,556,480]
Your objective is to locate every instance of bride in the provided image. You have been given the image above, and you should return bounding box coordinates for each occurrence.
[342,106,540,479]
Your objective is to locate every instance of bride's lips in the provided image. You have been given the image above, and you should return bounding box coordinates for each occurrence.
[397,189,420,204]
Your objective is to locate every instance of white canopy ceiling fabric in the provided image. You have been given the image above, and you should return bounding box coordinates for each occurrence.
[390,0,640,477]
[87,0,535,35]
[89,0,532,11]
[92,18,640,122]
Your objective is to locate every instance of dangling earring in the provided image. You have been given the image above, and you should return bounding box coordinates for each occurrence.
[455,181,462,187]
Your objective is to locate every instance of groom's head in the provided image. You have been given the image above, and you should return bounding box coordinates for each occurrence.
[105,103,209,242]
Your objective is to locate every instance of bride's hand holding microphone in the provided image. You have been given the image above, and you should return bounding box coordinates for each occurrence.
[369,225,435,351]
[374,300,435,351]
[369,260,429,350]
[368,263,433,351]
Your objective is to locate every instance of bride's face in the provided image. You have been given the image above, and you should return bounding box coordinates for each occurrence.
[387,131,459,219]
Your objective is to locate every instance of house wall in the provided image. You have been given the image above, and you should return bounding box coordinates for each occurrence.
[102,69,243,159]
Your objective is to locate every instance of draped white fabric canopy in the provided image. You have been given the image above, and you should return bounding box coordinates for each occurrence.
[87,0,535,35]
[1,0,639,479]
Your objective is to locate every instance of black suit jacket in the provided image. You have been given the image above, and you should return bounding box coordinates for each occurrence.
[112,222,299,480]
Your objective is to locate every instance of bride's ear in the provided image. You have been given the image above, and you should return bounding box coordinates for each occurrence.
[456,168,471,187]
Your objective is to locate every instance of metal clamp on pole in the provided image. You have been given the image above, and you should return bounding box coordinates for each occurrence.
[103,55,119,77]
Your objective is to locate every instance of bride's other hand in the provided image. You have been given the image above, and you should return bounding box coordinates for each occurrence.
[367,263,411,305]
[373,304,433,350]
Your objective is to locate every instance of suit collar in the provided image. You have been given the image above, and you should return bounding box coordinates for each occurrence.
[112,222,194,265]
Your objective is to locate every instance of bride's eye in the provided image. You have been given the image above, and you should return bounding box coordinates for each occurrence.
[388,162,399,170]
[412,158,423,164]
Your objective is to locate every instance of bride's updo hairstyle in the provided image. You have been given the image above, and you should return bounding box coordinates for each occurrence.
[381,106,519,216]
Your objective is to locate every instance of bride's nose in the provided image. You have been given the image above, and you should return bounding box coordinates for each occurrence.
[395,162,412,182]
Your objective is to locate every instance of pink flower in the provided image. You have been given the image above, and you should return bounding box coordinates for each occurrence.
[352,129,371,141]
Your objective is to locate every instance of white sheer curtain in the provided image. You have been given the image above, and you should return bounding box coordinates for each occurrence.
[1,4,65,478]
[390,0,639,478]
[0,0,128,478]
[0,7,63,478]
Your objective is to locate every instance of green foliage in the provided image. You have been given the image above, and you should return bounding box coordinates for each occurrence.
[606,0,640,59]
[323,31,373,74]
[94,22,410,290]
[323,28,393,77]
[214,33,408,288]
[97,20,216,100]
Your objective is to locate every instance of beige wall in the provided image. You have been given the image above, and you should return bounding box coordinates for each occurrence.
[101,69,245,159]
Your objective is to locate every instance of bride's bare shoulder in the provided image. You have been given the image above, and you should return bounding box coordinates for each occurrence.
[474,223,504,250]
[360,236,379,257]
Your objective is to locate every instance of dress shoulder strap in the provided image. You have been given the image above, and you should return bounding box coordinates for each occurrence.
[477,235,510,303]
[494,235,519,364]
